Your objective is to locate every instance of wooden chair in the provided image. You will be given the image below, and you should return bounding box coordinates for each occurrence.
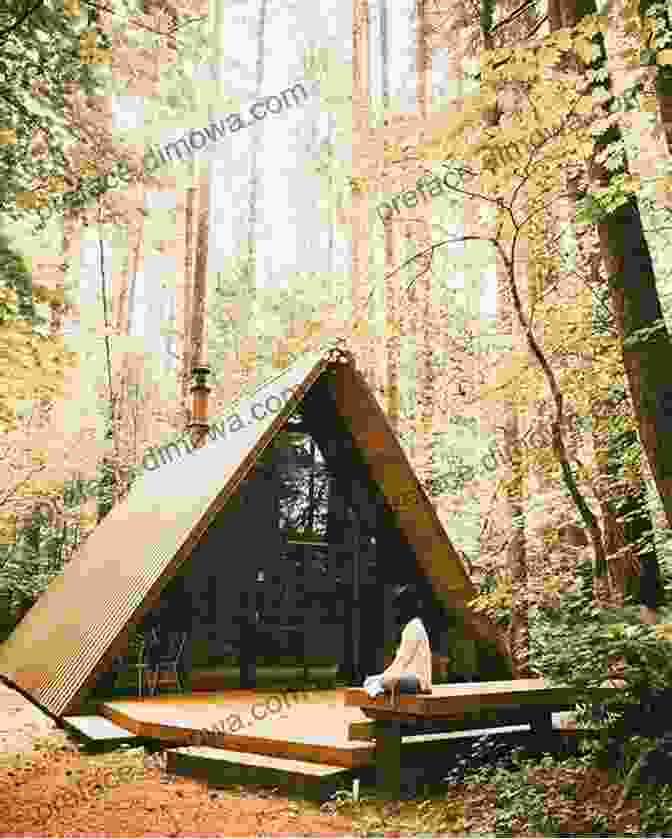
[134,628,159,697]
[150,631,188,694]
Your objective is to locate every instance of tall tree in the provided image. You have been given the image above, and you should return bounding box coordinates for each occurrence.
[638,0,672,155]
[483,0,531,671]
[379,0,402,430]
[245,0,269,287]
[352,0,374,386]
[411,0,437,486]
[181,157,197,423]
[189,0,224,377]
[551,0,672,539]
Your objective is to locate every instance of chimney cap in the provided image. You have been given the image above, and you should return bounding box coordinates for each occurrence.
[191,365,211,386]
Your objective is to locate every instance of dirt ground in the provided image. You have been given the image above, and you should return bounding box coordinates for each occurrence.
[0,682,357,837]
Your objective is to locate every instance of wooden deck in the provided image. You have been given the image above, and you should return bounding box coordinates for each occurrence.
[344,678,600,719]
[100,689,374,769]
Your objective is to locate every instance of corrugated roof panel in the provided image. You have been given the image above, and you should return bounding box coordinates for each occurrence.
[0,351,327,717]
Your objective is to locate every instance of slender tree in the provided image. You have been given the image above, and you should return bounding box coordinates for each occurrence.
[352,0,373,386]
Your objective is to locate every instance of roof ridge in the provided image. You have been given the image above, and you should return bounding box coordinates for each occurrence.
[178,340,352,434]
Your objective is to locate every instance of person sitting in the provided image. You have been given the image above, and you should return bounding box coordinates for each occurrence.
[363,584,433,701]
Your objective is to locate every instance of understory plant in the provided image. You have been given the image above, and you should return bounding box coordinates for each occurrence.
[531,587,672,709]
[530,583,672,811]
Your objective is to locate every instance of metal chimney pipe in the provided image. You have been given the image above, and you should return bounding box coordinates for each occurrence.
[188,365,211,449]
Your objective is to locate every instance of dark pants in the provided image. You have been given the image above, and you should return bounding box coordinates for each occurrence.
[389,673,420,694]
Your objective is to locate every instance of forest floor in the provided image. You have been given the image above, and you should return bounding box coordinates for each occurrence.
[0,682,648,836]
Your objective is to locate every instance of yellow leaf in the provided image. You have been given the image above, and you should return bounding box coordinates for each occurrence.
[551,29,573,51]
[79,30,96,48]
[577,14,603,38]
[657,50,672,65]
[352,318,370,337]
[285,336,304,353]
[271,348,290,369]
[575,95,595,115]
[92,48,111,65]
[15,191,37,209]
[46,176,66,193]
[621,175,641,192]
[641,96,659,113]
[575,36,597,64]
[79,160,98,177]
[578,140,595,159]
[239,351,257,369]
[621,47,640,65]
[655,178,672,202]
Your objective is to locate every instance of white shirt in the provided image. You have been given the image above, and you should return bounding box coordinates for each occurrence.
[382,617,432,692]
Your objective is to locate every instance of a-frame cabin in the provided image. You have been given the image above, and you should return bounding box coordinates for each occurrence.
[0,346,511,723]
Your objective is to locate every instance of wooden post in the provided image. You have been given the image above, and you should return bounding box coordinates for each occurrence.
[328,475,351,681]
[239,598,256,688]
[382,581,397,672]
[351,507,362,685]
[375,720,402,799]
[238,481,257,688]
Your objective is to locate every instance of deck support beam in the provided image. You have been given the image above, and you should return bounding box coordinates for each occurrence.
[529,709,554,748]
[374,720,402,800]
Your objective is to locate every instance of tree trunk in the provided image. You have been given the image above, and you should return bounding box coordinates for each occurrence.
[496,268,530,675]
[591,406,631,607]
[190,168,209,373]
[352,0,372,384]
[380,0,400,431]
[484,2,530,675]
[246,0,269,288]
[591,396,663,612]
[182,159,197,424]
[555,0,672,536]
[415,0,430,120]
[384,222,401,432]
[126,191,144,336]
[412,0,436,485]
[639,0,672,155]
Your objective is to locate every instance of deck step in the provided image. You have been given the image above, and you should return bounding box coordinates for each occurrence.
[167,746,352,800]
[62,715,143,745]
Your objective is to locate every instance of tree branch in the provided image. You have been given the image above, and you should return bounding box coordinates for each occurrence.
[490,0,536,33]
[80,0,206,42]
[0,465,47,509]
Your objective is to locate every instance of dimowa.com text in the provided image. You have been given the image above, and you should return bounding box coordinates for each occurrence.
[189,688,312,745]
[55,383,298,512]
[96,81,310,192]
[142,384,298,471]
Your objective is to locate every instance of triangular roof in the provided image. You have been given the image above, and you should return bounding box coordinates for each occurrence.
[0,347,510,720]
